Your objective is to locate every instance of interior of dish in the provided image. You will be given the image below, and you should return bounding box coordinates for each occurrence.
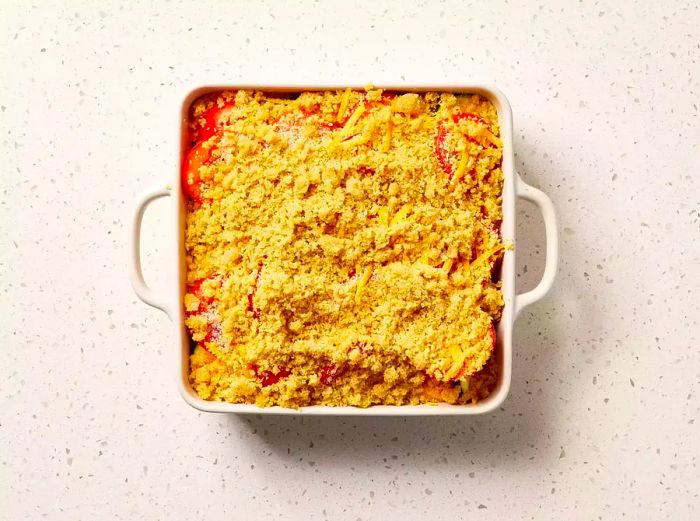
[181,88,505,407]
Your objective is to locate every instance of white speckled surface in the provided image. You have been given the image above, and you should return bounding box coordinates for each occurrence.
[1,0,699,519]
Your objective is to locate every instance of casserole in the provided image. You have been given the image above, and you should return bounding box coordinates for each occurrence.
[130,84,558,415]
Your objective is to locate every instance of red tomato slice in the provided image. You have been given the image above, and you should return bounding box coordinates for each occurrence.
[181,136,219,203]
[187,278,210,306]
[319,364,339,385]
[434,121,457,177]
[258,369,290,387]
[251,364,291,387]
[434,112,494,179]
[452,112,488,125]
[197,101,235,143]
[185,275,223,349]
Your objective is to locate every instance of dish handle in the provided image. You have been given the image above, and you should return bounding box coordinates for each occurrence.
[130,188,174,318]
[514,175,559,316]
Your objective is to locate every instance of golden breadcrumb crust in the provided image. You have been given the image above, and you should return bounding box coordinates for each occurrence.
[184,88,504,408]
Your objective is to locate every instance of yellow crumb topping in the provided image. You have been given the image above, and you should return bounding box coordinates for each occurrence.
[184,89,505,408]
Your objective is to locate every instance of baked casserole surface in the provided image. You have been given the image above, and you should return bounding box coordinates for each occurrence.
[183,88,505,407]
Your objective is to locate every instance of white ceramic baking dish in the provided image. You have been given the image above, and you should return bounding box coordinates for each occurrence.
[130,84,558,415]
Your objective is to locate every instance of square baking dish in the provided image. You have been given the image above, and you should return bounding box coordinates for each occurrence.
[130,84,558,415]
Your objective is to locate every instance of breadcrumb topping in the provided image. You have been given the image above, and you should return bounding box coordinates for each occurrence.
[184,89,505,408]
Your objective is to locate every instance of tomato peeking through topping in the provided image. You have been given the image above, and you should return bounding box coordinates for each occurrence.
[319,364,339,385]
[185,275,223,348]
[183,99,236,202]
[182,136,219,203]
[196,100,236,144]
[452,111,488,125]
[187,276,219,307]
[434,120,459,178]
[434,111,494,179]
[252,364,291,387]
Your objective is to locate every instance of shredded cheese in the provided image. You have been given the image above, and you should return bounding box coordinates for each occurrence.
[355,265,374,304]
[390,205,411,226]
[445,345,467,379]
[442,258,454,275]
[451,150,470,184]
[471,243,506,268]
[336,88,351,123]
[482,128,502,147]
[340,104,366,139]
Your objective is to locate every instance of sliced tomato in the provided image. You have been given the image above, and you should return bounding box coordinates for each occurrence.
[434,120,458,178]
[452,112,487,125]
[319,364,339,385]
[489,322,497,352]
[181,136,219,203]
[251,364,291,387]
[435,111,494,179]
[196,100,236,143]
[452,112,497,149]
[186,276,223,313]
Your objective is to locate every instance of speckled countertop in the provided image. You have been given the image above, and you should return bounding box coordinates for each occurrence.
[1,1,698,519]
